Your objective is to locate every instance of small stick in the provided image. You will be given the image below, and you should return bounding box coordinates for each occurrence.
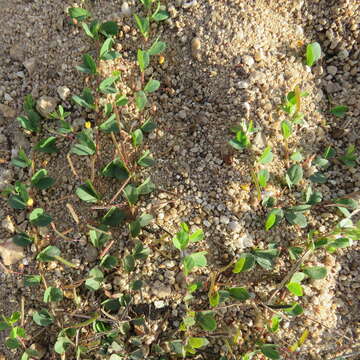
[267,248,312,304]
[90,156,96,183]
[21,296,25,327]
[67,153,79,178]
[66,203,80,224]
[109,176,132,204]
[99,240,115,259]
[86,224,112,236]
[100,308,118,323]
[51,222,73,241]
[0,259,22,275]
[110,132,128,168]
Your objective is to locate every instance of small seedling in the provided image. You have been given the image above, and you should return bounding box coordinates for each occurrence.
[11,149,32,168]
[36,245,78,268]
[68,7,91,22]
[71,129,96,156]
[49,105,70,121]
[31,169,55,190]
[134,14,150,39]
[72,88,96,110]
[330,105,348,117]
[305,42,321,67]
[34,136,59,154]
[76,180,101,203]
[76,54,97,75]
[340,145,357,167]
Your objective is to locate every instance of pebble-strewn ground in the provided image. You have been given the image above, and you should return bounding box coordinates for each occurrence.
[0,0,359,359]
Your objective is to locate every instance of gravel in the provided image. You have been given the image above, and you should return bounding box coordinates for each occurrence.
[0,0,359,358]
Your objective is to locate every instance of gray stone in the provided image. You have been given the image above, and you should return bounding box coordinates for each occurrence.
[178,110,187,120]
[237,80,249,89]
[253,131,266,149]
[153,280,172,298]
[327,65,338,76]
[57,86,70,101]
[220,215,230,225]
[227,221,241,233]
[4,93,13,102]
[23,57,37,76]
[36,96,58,118]
[0,240,25,266]
[338,49,349,60]
[84,246,98,263]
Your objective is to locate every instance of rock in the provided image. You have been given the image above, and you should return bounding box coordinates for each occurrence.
[220,215,230,225]
[36,96,58,118]
[228,221,241,233]
[0,168,13,191]
[253,131,266,149]
[0,104,16,118]
[4,94,12,102]
[121,1,132,16]
[29,343,46,359]
[239,232,254,248]
[57,86,70,101]
[178,110,187,120]
[327,65,338,76]
[9,44,25,61]
[237,80,249,89]
[243,55,255,67]
[154,300,166,309]
[23,57,37,76]
[254,50,264,62]
[0,240,25,266]
[153,280,172,298]
[191,37,201,59]
[84,246,98,263]
[338,49,349,60]
[2,216,15,233]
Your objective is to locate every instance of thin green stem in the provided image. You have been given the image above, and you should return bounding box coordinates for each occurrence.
[54,255,78,268]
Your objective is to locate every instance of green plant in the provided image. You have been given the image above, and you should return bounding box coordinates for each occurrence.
[36,245,78,268]
[305,42,321,67]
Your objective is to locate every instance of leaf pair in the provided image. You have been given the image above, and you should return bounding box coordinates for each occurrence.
[173,223,204,250]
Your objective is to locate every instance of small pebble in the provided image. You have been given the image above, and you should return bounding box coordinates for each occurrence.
[121,1,132,16]
[242,55,255,67]
[227,221,241,233]
[327,65,338,76]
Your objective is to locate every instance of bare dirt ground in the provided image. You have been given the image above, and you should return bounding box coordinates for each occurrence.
[0,0,360,359]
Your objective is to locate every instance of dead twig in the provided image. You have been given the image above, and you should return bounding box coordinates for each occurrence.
[66,203,80,224]
[67,153,79,178]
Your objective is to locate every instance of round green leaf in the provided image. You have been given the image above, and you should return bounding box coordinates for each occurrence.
[29,208,52,227]
[33,309,54,326]
[303,266,327,279]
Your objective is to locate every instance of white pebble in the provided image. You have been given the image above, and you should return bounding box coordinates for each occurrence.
[121,1,132,16]
[242,55,255,67]
[220,215,230,225]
